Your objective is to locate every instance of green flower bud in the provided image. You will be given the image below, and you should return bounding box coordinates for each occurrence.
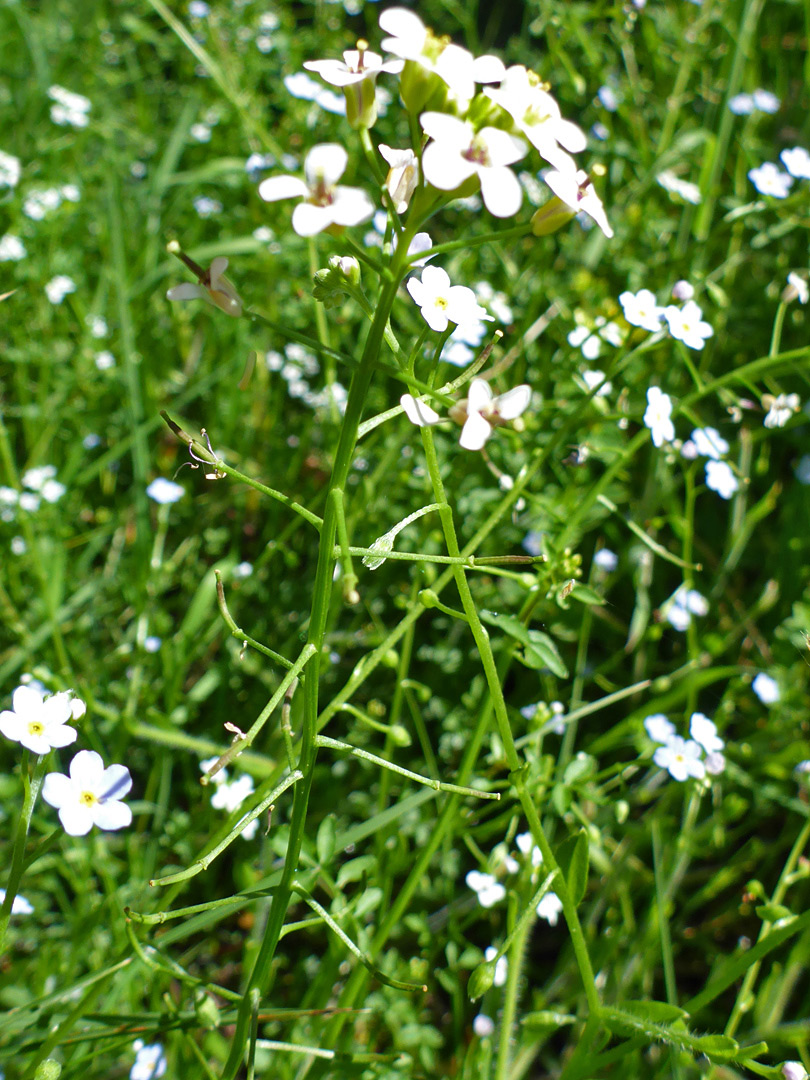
[34,1062,62,1080]
[531,198,577,237]
[467,960,495,1001]
[195,990,222,1030]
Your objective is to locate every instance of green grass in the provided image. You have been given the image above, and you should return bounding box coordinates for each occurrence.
[1,0,810,1077]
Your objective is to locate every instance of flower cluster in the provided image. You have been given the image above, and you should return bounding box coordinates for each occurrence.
[661,586,709,631]
[645,712,726,781]
[254,8,610,237]
[48,85,91,128]
[465,831,563,927]
[620,286,713,351]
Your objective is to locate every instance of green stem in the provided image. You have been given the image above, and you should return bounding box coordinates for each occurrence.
[220,236,416,1079]
[0,752,46,955]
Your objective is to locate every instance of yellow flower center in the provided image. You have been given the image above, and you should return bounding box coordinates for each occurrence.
[79,790,98,808]
[28,721,44,736]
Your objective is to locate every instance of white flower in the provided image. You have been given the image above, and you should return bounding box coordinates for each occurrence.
[748,162,793,198]
[728,92,755,115]
[582,369,611,396]
[45,276,77,305]
[23,188,62,220]
[144,636,162,653]
[619,288,665,332]
[379,8,503,105]
[663,587,708,631]
[543,167,613,237]
[485,65,586,172]
[782,1064,808,1080]
[568,325,602,360]
[378,144,419,213]
[691,427,729,459]
[536,892,563,925]
[304,47,403,88]
[752,88,779,113]
[752,672,779,705]
[233,561,254,579]
[130,1039,167,1080]
[785,272,809,304]
[42,750,132,836]
[704,751,726,776]
[167,255,242,317]
[593,548,618,572]
[466,870,506,908]
[457,379,531,451]
[211,773,254,813]
[644,714,676,744]
[61,184,80,202]
[189,122,211,142]
[515,831,543,866]
[40,479,66,503]
[654,736,706,781]
[689,713,723,754]
[473,1014,495,1038]
[484,945,508,985]
[0,150,21,189]
[420,113,527,218]
[672,280,694,301]
[258,144,374,236]
[22,464,57,491]
[193,195,222,218]
[48,85,91,128]
[762,392,800,428]
[400,393,442,428]
[0,235,26,261]
[85,314,108,337]
[780,147,810,180]
[95,351,115,371]
[643,387,675,447]
[406,265,490,333]
[146,478,185,504]
[0,889,33,915]
[663,300,713,350]
[0,686,78,755]
[705,460,738,499]
[656,171,701,204]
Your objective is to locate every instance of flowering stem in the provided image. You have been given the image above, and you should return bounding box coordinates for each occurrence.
[0,751,45,956]
[418,426,601,1019]
[221,240,416,1080]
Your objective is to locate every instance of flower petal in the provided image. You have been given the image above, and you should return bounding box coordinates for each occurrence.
[303,143,347,187]
[69,749,104,788]
[93,799,132,831]
[257,175,308,203]
[291,202,335,236]
[0,712,25,742]
[421,143,477,192]
[45,724,77,749]
[40,692,73,726]
[100,763,133,801]
[495,384,531,420]
[479,166,523,218]
[59,803,94,836]
[42,772,75,810]
[401,393,441,427]
[330,186,375,227]
[12,685,44,715]
[166,283,206,302]
[467,379,494,413]
[459,412,492,451]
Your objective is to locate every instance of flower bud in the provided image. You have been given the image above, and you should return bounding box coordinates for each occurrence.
[530,198,576,237]
[312,256,361,308]
[195,990,222,1030]
[34,1062,62,1080]
[467,960,495,1000]
[782,1063,808,1080]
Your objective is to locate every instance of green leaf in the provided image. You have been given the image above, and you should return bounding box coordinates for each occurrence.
[554,830,589,906]
[691,1034,739,1062]
[317,816,336,866]
[734,1042,769,1061]
[354,887,383,920]
[525,630,569,678]
[569,583,605,605]
[755,903,794,923]
[336,856,375,889]
[479,612,568,677]
[620,1000,689,1023]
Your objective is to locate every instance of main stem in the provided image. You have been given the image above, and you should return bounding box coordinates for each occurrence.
[221,253,410,1079]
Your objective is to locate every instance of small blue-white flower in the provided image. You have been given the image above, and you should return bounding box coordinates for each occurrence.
[748,162,793,198]
[0,889,33,915]
[780,147,810,180]
[467,870,506,908]
[619,288,665,332]
[644,714,676,743]
[663,301,713,350]
[643,387,675,447]
[654,736,705,781]
[146,478,185,504]
[689,713,723,754]
[536,892,563,925]
[752,672,779,705]
[705,459,738,500]
[484,946,508,985]
[130,1040,167,1080]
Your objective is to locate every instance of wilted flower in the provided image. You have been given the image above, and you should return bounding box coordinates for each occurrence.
[259,144,374,236]
[378,144,419,213]
[166,249,242,317]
